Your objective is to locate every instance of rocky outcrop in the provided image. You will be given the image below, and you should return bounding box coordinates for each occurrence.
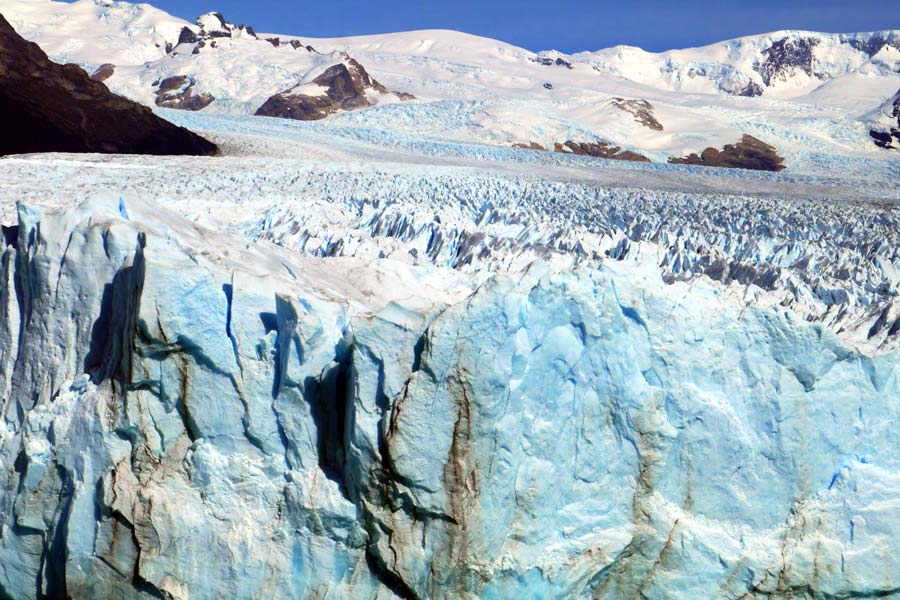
[89,63,115,82]
[154,75,215,111]
[668,134,786,171]
[512,142,547,150]
[871,128,900,149]
[176,26,198,46]
[734,81,764,97]
[255,59,414,121]
[755,36,820,86]
[171,11,261,56]
[585,31,900,98]
[530,53,573,69]
[848,34,900,57]
[0,15,217,156]
[611,97,664,131]
[195,11,256,40]
[554,140,650,162]
[870,89,900,150]
[265,36,317,52]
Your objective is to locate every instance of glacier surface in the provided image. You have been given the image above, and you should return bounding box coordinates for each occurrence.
[2,194,900,599]
[0,80,899,597]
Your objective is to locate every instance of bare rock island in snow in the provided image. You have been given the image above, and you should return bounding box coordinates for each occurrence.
[870,89,900,150]
[668,134,786,171]
[153,75,216,111]
[255,58,415,121]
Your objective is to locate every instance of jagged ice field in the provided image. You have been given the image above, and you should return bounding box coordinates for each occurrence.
[1,106,900,598]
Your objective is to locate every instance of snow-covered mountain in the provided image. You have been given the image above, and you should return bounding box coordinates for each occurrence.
[2,0,413,115]
[4,0,900,169]
[580,31,900,98]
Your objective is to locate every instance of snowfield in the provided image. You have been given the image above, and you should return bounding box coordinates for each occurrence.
[3,1,900,598]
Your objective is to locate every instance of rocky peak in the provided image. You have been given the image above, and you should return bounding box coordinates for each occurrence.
[168,11,258,54]
[531,51,573,69]
[195,11,256,39]
[754,36,820,86]
[170,11,322,57]
[321,58,389,97]
[0,14,217,156]
[255,58,414,121]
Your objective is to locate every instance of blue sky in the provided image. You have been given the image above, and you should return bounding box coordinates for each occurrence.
[130,0,899,53]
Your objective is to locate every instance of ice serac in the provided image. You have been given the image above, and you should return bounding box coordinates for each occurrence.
[3,199,900,598]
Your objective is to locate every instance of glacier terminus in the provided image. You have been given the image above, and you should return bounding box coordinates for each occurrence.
[1,0,900,598]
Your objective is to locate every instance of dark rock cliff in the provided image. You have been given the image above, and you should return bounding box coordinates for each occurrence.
[0,14,217,156]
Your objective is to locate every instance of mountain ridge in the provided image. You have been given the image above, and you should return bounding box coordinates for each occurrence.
[4,0,900,170]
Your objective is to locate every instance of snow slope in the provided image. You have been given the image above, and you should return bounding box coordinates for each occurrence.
[1,0,185,65]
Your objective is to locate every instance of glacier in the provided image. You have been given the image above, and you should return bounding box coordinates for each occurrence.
[2,195,900,598]
[2,2,900,596]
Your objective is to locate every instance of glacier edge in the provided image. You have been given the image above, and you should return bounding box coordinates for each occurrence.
[1,198,900,598]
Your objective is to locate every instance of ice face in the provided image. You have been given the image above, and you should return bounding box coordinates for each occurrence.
[2,198,900,598]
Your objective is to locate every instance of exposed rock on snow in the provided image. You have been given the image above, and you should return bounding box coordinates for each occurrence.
[610,97,664,131]
[265,36,317,52]
[668,134,786,171]
[255,59,414,121]
[581,30,900,98]
[88,62,115,82]
[754,36,820,86]
[511,141,547,150]
[153,75,215,111]
[0,15,217,156]
[869,88,900,150]
[554,140,650,162]
[530,51,573,69]
[193,11,256,42]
